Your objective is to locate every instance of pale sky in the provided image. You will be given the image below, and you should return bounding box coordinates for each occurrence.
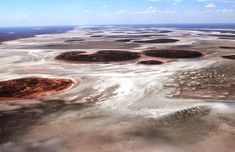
[0,0,235,27]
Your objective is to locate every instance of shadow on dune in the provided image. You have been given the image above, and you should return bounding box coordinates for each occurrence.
[0,100,88,144]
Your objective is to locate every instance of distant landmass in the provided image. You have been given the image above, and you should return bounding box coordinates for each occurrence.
[0,26,74,42]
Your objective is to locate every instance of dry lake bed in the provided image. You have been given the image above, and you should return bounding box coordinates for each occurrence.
[0,26,235,152]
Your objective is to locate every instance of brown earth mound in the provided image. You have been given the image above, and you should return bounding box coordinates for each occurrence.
[137,60,163,65]
[56,50,141,63]
[143,49,203,58]
[134,39,179,44]
[0,77,74,99]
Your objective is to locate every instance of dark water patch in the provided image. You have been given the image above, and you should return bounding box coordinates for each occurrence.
[143,49,203,58]
[209,34,235,38]
[219,37,235,40]
[198,30,235,34]
[104,35,165,38]
[64,38,85,43]
[137,60,163,65]
[90,35,103,38]
[222,55,235,60]
[219,46,235,49]
[87,31,104,34]
[110,31,125,34]
[0,78,74,99]
[218,31,235,34]
[56,50,141,63]
[115,39,133,42]
[134,39,179,44]
[158,30,172,33]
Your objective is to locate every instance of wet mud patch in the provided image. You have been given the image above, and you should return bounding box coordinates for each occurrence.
[0,77,74,99]
[56,50,141,63]
[137,60,163,65]
[143,49,203,59]
[165,63,235,100]
[134,39,179,44]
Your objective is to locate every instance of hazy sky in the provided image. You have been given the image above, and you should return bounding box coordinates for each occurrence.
[0,0,235,27]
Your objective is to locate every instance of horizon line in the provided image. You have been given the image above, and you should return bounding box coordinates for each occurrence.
[1,23,235,28]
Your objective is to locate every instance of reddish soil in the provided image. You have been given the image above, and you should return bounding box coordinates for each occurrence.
[137,60,163,65]
[0,77,74,99]
[143,49,203,58]
[55,50,141,63]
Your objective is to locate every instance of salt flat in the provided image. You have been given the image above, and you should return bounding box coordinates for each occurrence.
[0,26,235,152]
